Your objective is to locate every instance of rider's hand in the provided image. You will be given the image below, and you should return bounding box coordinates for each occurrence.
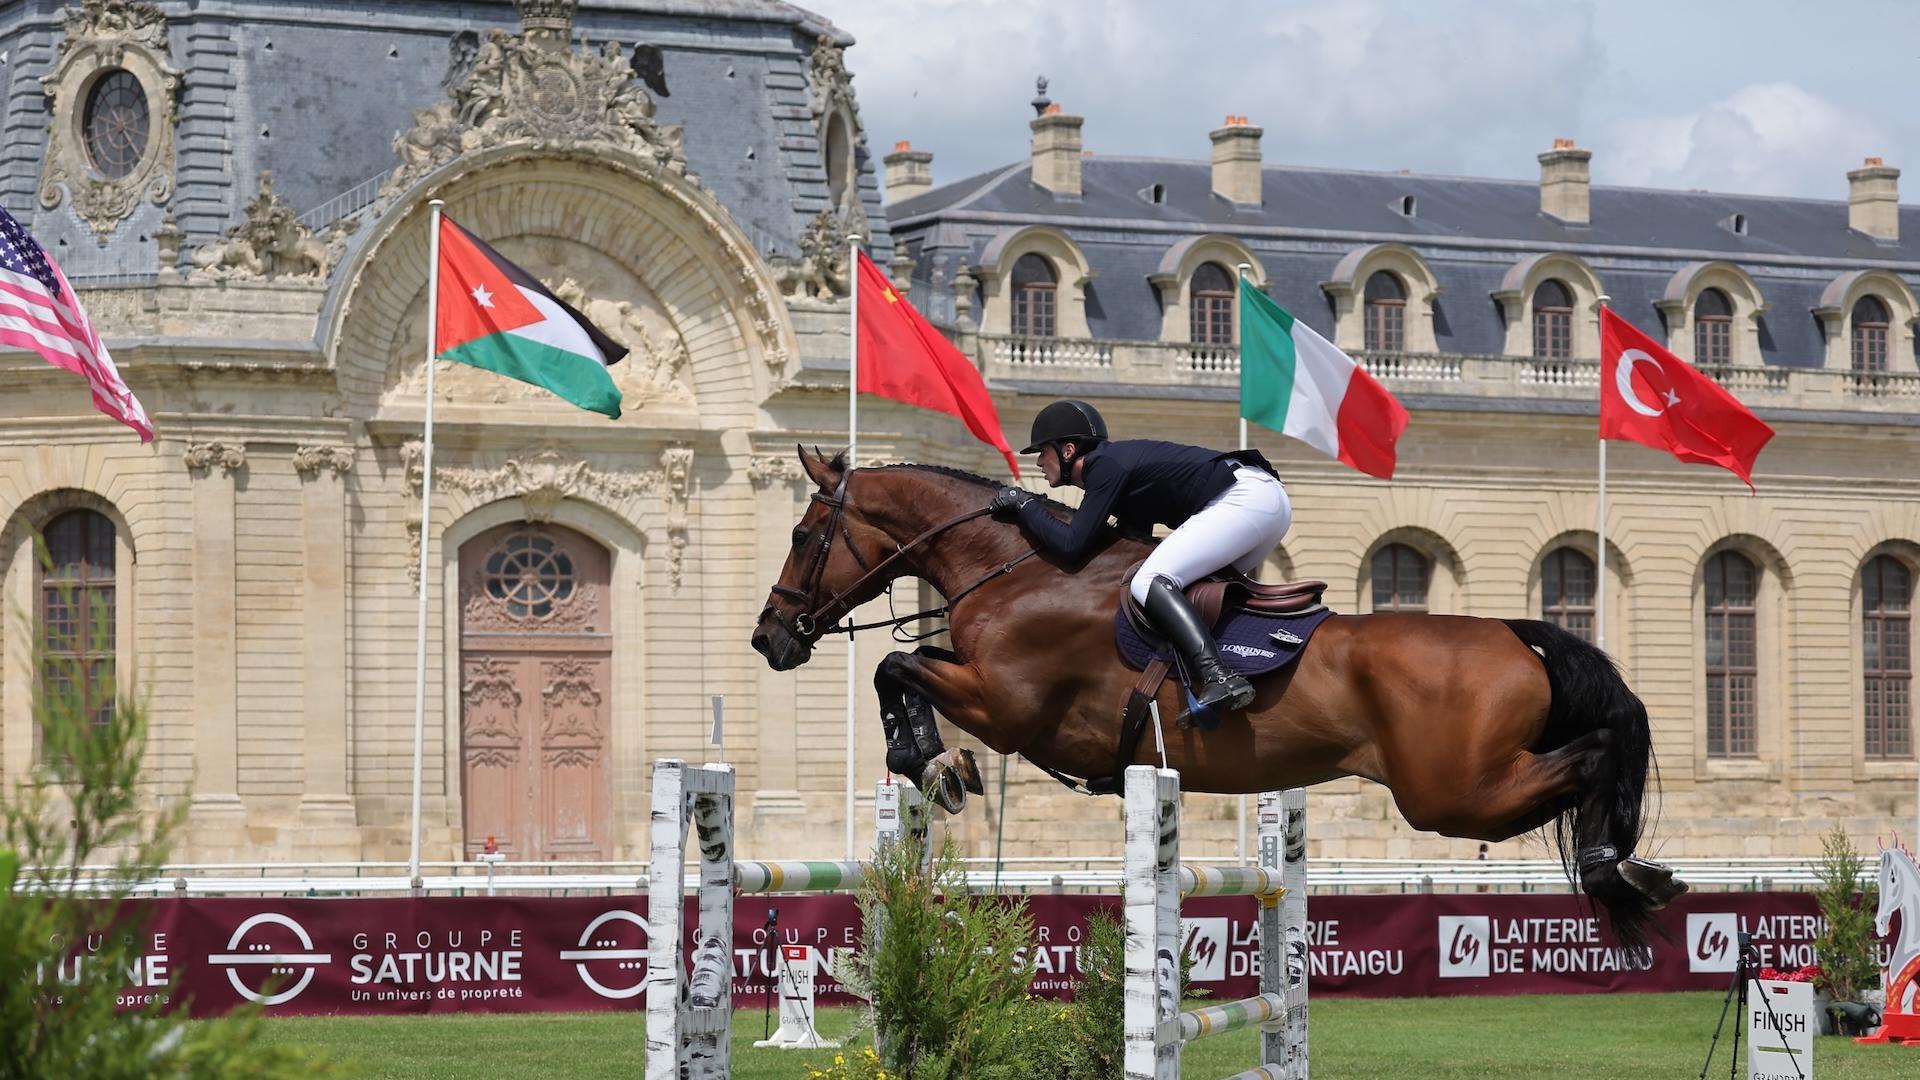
[989,486,1035,516]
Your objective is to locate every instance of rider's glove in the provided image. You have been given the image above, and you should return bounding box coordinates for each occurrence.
[989,486,1035,516]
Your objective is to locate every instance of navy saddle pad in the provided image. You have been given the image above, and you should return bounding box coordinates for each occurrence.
[1114,604,1336,678]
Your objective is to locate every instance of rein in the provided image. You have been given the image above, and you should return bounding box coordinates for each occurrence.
[767,470,1039,643]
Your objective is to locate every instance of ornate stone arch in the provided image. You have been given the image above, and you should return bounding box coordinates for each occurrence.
[0,487,140,784]
[1149,234,1266,343]
[1813,269,1919,372]
[327,146,796,424]
[974,225,1096,338]
[1358,526,1465,614]
[37,0,182,240]
[1655,262,1767,365]
[1491,253,1606,359]
[1322,243,1442,353]
[805,33,865,217]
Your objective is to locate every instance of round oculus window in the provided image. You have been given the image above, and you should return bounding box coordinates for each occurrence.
[82,70,150,179]
[483,533,576,620]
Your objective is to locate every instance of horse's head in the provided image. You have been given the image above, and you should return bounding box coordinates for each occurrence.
[751,446,901,671]
[1876,843,1916,939]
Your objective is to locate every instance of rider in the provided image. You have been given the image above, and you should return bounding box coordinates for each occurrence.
[988,399,1292,726]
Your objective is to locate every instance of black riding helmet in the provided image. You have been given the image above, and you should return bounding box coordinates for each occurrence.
[1021,399,1109,454]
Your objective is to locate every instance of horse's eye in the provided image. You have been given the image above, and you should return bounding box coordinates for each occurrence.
[792,527,808,549]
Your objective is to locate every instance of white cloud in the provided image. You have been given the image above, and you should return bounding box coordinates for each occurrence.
[1598,82,1889,198]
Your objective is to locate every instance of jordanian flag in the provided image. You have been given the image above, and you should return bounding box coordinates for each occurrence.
[1239,278,1409,479]
[434,215,627,418]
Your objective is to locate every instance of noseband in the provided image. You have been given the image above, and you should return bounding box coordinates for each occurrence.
[763,469,1030,646]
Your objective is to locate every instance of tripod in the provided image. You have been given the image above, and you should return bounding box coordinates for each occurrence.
[1698,933,1805,1080]
[761,908,779,1043]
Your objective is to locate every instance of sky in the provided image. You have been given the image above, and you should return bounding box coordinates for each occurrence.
[803,0,1920,202]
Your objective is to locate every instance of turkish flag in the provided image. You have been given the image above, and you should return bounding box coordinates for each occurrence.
[855,249,1020,478]
[1599,308,1774,489]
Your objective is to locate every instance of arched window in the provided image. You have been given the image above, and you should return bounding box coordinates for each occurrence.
[1363,271,1406,353]
[1542,548,1597,643]
[1371,543,1430,613]
[1864,554,1912,760]
[1532,279,1573,359]
[1189,262,1235,346]
[1694,287,1733,369]
[1010,253,1057,338]
[38,509,116,733]
[1852,295,1890,373]
[1704,551,1758,758]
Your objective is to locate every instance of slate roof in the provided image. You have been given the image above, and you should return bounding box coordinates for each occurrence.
[890,155,1920,368]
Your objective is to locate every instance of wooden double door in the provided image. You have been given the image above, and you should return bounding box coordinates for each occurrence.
[458,523,613,861]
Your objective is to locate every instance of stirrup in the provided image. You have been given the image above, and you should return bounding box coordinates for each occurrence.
[1177,676,1252,730]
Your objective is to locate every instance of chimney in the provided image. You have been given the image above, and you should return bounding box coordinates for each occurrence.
[1538,137,1592,225]
[1030,103,1083,198]
[884,140,934,203]
[1210,115,1263,206]
[1848,157,1900,242]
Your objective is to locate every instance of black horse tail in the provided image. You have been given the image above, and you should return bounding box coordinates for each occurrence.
[1502,618,1657,954]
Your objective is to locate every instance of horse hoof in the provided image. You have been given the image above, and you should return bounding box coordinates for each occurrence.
[1618,856,1689,910]
[919,761,966,814]
[949,748,986,795]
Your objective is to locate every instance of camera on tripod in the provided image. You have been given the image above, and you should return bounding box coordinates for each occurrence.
[1736,930,1760,967]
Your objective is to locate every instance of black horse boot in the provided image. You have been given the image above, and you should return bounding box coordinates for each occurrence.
[1142,574,1254,729]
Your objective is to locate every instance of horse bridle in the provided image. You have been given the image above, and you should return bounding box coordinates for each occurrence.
[763,469,1037,645]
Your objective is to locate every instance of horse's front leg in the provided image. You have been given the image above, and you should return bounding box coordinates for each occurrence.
[875,646,995,812]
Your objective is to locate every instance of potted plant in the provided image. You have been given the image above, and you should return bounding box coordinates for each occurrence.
[1810,826,1882,1035]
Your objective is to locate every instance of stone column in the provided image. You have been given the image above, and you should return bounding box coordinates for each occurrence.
[747,454,806,821]
[294,445,357,847]
[184,441,246,836]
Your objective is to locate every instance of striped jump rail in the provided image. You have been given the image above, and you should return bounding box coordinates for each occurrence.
[1178,864,1285,903]
[735,860,864,893]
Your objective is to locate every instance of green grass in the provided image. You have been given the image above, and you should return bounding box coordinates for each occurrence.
[250,993,1910,1078]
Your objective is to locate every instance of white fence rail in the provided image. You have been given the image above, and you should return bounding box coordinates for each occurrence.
[13,855,1853,897]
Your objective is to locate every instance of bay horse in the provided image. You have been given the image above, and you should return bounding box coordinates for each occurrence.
[750,448,1685,951]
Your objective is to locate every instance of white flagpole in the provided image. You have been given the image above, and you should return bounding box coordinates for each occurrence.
[846,234,861,861]
[1235,263,1251,864]
[409,200,444,886]
[1596,295,1610,653]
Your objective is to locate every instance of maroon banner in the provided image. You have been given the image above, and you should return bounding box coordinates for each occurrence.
[45,890,1880,1018]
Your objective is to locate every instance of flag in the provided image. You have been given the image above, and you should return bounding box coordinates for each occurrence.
[854,250,1020,478]
[1239,278,1407,479]
[434,215,626,418]
[0,207,153,441]
[1599,307,1774,489]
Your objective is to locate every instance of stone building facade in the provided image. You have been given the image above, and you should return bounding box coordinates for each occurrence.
[0,0,1912,870]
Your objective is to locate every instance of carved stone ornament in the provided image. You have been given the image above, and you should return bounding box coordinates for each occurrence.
[549,277,692,405]
[660,444,694,589]
[747,454,804,489]
[378,0,686,209]
[773,209,861,302]
[806,34,860,137]
[39,0,182,241]
[189,172,331,281]
[293,444,354,478]
[183,441,246,475]
[460,532,603,634]
[402,443,661,522]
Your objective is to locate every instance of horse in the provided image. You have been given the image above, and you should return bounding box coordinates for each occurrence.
[750,448,1686,951]
[1874,843,1920,1015]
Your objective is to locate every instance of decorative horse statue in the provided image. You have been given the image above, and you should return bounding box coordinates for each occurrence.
[750,450,1686,951]
[1859,842,1920,1044]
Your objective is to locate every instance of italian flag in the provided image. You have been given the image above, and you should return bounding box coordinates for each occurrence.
[434,215,627,418]
[1239,278,1409,479]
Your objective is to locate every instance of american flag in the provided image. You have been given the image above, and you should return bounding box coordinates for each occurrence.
[0,206,154,441]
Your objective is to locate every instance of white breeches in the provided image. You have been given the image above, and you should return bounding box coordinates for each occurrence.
[1130,468,1293,606]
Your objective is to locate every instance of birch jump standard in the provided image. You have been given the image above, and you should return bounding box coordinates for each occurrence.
[1126,766,1309,1080]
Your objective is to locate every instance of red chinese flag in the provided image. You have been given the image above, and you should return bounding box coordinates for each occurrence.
[855,250,1020,478]
[1599,307,1775,489]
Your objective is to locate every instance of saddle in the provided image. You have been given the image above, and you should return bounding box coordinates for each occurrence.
[1039,564,1334,796]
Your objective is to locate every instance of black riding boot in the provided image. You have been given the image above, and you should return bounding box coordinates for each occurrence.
[1142,575,1255,728]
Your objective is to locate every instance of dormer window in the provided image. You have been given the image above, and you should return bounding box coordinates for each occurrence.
[1011,253,1057,338]
[1140,183,1166,205]
[1398,195,1416,217]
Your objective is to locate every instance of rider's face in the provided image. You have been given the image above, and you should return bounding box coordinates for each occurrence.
[1038,443,1069,488]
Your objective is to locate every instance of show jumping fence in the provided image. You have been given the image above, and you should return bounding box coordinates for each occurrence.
[1125,765,1309,1080]
[645,758,926,1079]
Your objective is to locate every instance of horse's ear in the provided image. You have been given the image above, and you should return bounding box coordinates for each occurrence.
[797,443,839,489]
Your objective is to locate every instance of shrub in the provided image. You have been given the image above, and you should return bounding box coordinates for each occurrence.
[1810,825,1881,1001]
